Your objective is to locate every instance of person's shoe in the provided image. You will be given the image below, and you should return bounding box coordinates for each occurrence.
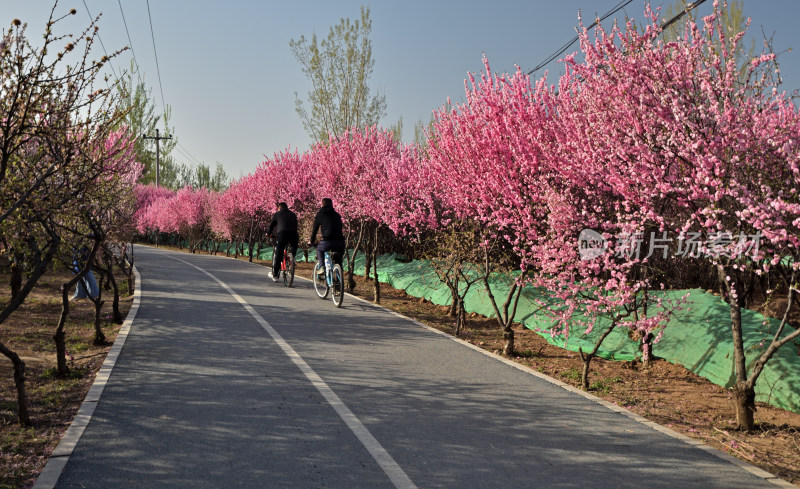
[269,272,279,282]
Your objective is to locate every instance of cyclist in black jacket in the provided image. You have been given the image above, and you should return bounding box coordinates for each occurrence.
[310,198,345,270]
[267,202,298,281]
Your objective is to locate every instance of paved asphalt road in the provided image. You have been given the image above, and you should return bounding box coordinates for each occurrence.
[34,246,788,488]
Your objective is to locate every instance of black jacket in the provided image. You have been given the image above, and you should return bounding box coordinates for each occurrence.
[268,208,298,236]
[311,205,344,242]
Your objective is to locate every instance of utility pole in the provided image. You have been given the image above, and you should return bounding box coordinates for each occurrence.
[142,128,172,187]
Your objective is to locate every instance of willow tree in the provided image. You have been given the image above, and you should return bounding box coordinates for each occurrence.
[661,0,755,80]
[290,6,387,143]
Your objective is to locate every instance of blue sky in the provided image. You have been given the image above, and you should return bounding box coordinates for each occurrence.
[4,1,800,179]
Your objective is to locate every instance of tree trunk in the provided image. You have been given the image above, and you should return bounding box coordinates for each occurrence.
[120,243,135,295]
[579,348,593,390]
[579,321,617,390]
[9,255,22,299]
[371,225,380,304]
[482,270,522,357]
[733,381,756,431]
[127,267,135,297]
[345,249,358,292]
[454,297,465,336]
[11,354,29,425]
[640,332,653,368]
[0,342,30,425]
[453,278,475,335]
[502,328,515,356]
[447,276,459,317]
[345,219,367,293]
[87,272,107,345]
[718,265,753,430]
[104,256,123,324]
[372,250,380,304]
[55,236,102,375]
[93,298,106,345]
[364,248,373,281]
[728,297,747,386]
[55,286,70,377]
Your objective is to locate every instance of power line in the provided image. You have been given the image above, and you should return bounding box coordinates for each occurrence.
[146,0,168,112]
[527,0,711,78]
[117,0,141,75]
[177,142,205,167]
[527,0,634,76]
[660,0,708,32]
[175,145,204,168]
[81,0,120,83]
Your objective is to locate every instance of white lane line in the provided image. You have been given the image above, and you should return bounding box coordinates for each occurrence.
[171,256,418,489]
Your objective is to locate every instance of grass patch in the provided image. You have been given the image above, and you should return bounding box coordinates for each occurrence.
[589,376,623,395]
[32,374,85,409]
[41,367,86,381]
[66,339,90,354]
[560,367,581,382]
[0,426,44,489]
[516,348,539,359]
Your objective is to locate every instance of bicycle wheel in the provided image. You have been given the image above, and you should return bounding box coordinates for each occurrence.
[283,252,295,287]
[313,261,329,298]
[331,264,344,308]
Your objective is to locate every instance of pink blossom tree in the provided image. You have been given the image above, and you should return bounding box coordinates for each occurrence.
[168,186,217,253]
[550,2,800,427]
[425,57,557,356]
[134,184,175,234]
[307,127,403,298]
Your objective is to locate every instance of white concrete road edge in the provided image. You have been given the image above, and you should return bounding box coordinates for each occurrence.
[31,255,795,488]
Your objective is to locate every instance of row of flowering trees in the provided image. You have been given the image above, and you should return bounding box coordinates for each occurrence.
[0,9,143,425]
[135,3,799,430]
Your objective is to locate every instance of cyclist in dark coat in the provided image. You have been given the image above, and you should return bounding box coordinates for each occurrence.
[267,202,299,281]
[310,198,345,269]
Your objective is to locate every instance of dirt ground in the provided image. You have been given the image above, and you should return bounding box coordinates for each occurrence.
[0,268,129,489]
[1,248,798,488]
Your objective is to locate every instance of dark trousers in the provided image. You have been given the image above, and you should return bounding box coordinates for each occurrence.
[316,239,345,267]
[273,231,299,275]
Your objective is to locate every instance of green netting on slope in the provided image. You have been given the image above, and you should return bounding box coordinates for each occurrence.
[652,289,800,414]
[205,243,290,262]
[347,252,644,360]
[345,252,800,414]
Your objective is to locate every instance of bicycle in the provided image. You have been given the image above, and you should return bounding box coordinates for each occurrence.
[269,234,295,287]
[312,250,344,307]
[279,249,295,287]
